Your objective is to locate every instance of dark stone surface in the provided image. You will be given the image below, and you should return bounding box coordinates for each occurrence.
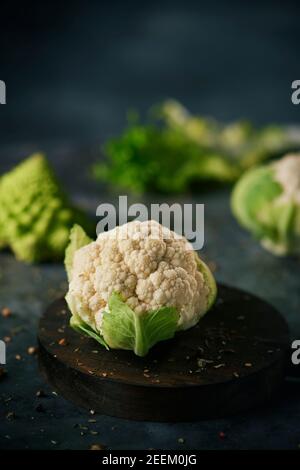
[0,179,300,449]
[1,0,300,451]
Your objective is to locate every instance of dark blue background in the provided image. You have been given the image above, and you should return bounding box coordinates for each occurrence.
[1,0,300,147]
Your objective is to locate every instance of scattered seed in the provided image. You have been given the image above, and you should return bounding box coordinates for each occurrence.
[237,315,245,320]
[267,350,274,354]
[214,363,225,369]
[79,425,88,430]
[58,338,67,346]
[144,369,150,373]
[233,372,240,378]
[27,346,38,355]
[144,373,150,378]
[88,419,97,423]
[244,363,253,368]
[197,358,214,368]
[90,431,98,436]
[6,411,15,421]
[74,348,80,353]
[178,437,185,444]
[1,307,12,318]
[15,354,21,361]
[36,390,46,398]
[90,409,96,415]
[102,372,107,377]
[92,350,99,354]
[51,440,57,445]
[88,370,94,375]
[90,443,106,450]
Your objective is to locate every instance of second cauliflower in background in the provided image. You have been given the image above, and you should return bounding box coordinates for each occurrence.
[231,153,300,256]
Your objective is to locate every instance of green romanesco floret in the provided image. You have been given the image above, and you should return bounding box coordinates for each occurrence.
[0,153,91,263]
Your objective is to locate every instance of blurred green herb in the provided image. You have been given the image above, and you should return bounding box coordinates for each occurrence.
[92,100,299,193]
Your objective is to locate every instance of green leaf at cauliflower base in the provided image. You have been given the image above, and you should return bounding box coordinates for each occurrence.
[102,292,179,357]
[259,200,298,255]
[195,256,217,311]
[70,314,109,350]
[231,166,283,238]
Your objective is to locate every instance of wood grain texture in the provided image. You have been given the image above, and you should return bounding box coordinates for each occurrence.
[38,284,289,422]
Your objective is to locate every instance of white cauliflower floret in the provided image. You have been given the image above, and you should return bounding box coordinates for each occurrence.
[67,220,214,332]
[274,153,300,203]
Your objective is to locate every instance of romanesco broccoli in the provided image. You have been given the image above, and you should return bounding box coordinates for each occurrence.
[0,153,91,263]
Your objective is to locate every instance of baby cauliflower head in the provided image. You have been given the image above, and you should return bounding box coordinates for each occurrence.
[231,153,300,256]
[65,221,217,356]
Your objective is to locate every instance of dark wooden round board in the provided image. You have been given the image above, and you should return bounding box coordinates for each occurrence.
[38,284,289,422]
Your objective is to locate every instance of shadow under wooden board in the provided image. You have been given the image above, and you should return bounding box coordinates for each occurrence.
[38,284,289,422]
